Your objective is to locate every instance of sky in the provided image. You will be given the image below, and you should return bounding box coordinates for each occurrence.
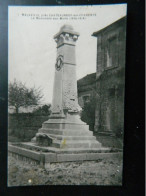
[8,4,127,104]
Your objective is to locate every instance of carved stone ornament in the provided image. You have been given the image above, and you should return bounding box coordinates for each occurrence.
[55,55,64,71]
[63,81,81,112]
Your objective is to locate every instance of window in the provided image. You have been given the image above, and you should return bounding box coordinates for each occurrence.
[107,37,117,68]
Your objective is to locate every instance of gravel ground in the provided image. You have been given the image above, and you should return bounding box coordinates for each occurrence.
[8,155,122,186]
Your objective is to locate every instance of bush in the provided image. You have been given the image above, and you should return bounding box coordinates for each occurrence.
[33,104,51,115]
[81,96,96,131]
[8,113,49,142]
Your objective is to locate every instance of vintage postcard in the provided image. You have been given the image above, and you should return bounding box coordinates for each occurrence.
[8,4,127,186]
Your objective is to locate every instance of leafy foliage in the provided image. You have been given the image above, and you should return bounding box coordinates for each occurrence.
[33,104,51,115]
[8,79,43,113]
[81,95,96,131]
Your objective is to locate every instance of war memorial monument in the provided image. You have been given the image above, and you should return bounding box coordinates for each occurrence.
[8,25,111,168]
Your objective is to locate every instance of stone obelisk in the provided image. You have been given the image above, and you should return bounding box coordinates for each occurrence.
[35,25,101,150]
[51,24,81,119]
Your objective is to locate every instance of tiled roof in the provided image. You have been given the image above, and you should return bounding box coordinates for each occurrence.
[92,16,126,36]
[77,73,96,87]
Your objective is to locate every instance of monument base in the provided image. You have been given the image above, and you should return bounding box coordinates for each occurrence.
[8,113,122,168]
[32,113,102,149]
[8,142,122,169]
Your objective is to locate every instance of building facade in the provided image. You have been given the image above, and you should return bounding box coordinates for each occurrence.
[77,73,96,108]
[92,16,126,137]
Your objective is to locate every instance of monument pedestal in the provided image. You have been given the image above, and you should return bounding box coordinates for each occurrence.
[32,112,101,150]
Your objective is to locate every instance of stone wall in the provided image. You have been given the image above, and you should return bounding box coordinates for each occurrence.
[8,114,49,141]
[95,134,123,149]
[93,17,126,137]
[95,67,125,135]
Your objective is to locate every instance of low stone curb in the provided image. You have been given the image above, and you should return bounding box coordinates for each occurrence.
[8,144,123,169]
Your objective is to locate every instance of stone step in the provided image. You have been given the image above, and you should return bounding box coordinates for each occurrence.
[8,143,122,166]
[53,147,110,154]
[47,134,96,141]
[15,142,110,153]
[38,128,93,136]
[43,118,87,125]
[42,122,89,131]
[52,140,101,149]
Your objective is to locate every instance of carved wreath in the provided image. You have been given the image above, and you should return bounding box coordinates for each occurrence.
[55,55,64,71]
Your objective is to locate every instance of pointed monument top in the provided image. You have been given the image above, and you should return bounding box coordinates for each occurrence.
[60,24,74,31]
[54,24,80,39]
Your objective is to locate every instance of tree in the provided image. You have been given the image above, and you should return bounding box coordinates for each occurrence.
[8,79,43,113]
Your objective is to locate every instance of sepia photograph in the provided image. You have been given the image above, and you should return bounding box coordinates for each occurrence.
[8,4,127,186]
